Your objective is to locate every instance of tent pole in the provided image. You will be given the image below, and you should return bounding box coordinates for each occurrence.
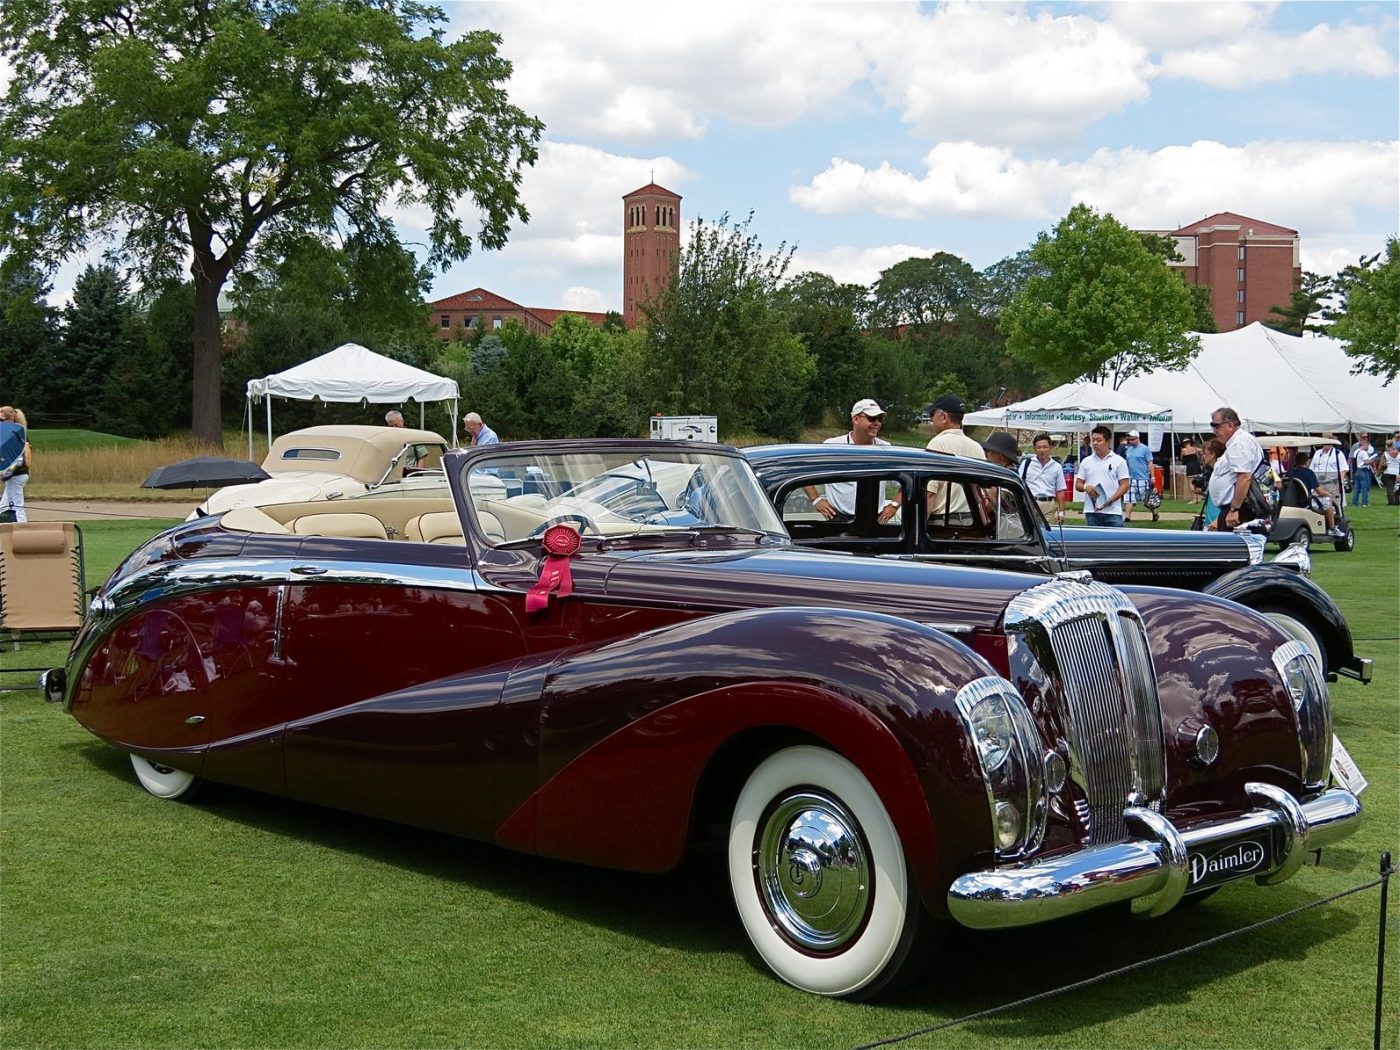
[246,398,253,461]
[451,399,459,447]
[266,397,272,455]
[420,402,425,429]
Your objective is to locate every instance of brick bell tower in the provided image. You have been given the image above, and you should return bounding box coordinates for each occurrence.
[622,182,681,328]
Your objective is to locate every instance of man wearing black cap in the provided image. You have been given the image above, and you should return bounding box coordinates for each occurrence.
[925,393,984,522]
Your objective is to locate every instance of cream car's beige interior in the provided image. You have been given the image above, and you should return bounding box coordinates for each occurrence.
[218,490,684,545]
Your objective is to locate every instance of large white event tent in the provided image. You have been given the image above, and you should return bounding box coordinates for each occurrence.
[245,342,460,455]
[1116,323,1398,434]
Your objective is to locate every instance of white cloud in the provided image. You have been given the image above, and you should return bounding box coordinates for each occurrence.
[790,243,943,288]
[1302,235,1388,278]
[451,3,1395,149]
[460,2,874,141]
[561,286,608,312]
[791,139,1400,237]
[1158,21,1397,88]
[867,4,1153,144]
[1102,1,1277,50]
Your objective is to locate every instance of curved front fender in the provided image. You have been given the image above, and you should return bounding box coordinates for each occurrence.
[496,606,999,915]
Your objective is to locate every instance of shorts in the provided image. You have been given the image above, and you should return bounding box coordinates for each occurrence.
[1127,479,1151,503]
[1311,494,1333,511]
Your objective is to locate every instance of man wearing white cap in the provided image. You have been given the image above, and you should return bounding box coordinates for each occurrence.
[804,398,899,522]
[1122,429,1153,522]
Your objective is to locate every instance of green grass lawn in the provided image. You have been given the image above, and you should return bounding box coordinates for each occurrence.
[25,428,141,452]
[2,510,1396,1047]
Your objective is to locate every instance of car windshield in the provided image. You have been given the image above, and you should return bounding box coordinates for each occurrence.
[464,448,787,545]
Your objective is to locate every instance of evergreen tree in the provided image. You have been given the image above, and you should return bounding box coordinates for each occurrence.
[0,266,61,419]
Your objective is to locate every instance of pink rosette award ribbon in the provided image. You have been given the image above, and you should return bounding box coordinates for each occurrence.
[525,523,583,613]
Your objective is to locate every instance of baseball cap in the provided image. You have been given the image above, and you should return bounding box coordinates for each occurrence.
[931,393,966,415]
[850,398,885,419]
[1128,430,1140,438]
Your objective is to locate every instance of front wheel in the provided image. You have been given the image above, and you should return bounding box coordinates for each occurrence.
[728,746,927,999]
[1334,524,1356,552]
[130,754,203,801]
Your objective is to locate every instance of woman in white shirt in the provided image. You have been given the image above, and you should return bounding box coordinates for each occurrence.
[1382,441,1400,505]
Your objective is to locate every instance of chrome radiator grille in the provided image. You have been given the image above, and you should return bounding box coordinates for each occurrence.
[1005,575,1166,845]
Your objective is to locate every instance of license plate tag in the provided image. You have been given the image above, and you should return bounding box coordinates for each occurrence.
[1187,833,1273,890]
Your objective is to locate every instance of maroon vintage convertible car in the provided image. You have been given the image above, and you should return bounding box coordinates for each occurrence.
[45,441,1362,998]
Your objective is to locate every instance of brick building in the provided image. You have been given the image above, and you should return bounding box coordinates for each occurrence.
[427,287,606,340]
[1139,212,1301,332]
[429,179,681,335]
[622,182,681,328]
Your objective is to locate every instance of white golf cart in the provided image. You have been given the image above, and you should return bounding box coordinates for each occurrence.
[1261,435,1356,553]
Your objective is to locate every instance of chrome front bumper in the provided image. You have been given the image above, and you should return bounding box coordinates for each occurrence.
[947,783,1362,930]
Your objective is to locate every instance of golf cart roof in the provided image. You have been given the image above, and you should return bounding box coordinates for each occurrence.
[1258,435,1342,449]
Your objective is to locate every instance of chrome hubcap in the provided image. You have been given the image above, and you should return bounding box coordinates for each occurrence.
[754,791,871,952]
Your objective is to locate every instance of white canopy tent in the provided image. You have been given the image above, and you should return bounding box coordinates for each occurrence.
[1116,323,1399,434]
[965,380,1172,433]
[245,342,460,455]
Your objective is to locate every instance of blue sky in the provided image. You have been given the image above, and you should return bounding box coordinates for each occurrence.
[405,0,1398,315]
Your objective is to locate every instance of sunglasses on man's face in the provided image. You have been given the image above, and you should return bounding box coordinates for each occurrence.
[862,414,884,424]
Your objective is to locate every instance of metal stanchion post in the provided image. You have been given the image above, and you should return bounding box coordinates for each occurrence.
[1377,850,1393,1050]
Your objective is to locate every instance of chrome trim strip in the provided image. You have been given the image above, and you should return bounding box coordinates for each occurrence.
[946,785,1362,930]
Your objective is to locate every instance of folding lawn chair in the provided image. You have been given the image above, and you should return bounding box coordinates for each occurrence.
[0,522,86,687]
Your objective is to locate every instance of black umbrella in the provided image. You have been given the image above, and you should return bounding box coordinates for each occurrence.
[141,456,271,490]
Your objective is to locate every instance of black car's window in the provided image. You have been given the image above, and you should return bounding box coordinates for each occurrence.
[924,480,1033,544]
[781,475,906,547]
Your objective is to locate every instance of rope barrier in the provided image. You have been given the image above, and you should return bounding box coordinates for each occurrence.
[855,862,1391,1050]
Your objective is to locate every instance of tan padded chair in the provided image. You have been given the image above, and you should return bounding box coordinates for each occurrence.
[0,522,85,632]
[419,510,470,545]
[289,512,388,540]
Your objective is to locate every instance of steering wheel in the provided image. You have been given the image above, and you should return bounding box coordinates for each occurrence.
[527,514,598,539]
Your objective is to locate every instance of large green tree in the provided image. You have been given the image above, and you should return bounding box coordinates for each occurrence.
[0,0,542,443]
[780,271,870,423]
[871,252,981,332]
[1003,203,1199,388]
[642,213,814,439]
[1326,238,1399,382]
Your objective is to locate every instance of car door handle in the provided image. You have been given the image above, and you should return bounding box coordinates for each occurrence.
[291,565,328,576]
[185,715,206,726]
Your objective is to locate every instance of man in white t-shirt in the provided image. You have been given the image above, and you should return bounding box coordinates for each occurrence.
[925,393,985,522]
[1075,424,1130,526]
[804,398,899,522]
[1211,406,1263,530]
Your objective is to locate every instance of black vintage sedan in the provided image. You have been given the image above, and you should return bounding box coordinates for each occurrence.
[746,443,1371,685]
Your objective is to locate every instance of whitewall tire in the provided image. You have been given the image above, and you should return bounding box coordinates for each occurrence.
[1260,609,1325,667]
[130,754,203,801]
[728,745,925,998]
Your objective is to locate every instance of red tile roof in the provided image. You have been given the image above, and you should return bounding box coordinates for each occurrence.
[1172,212,1297,236]
[623,182,681,199]
[429,287,525,311]
[428,287,609,330]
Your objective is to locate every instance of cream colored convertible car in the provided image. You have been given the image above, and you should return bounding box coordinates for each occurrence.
[193,425,451,518]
